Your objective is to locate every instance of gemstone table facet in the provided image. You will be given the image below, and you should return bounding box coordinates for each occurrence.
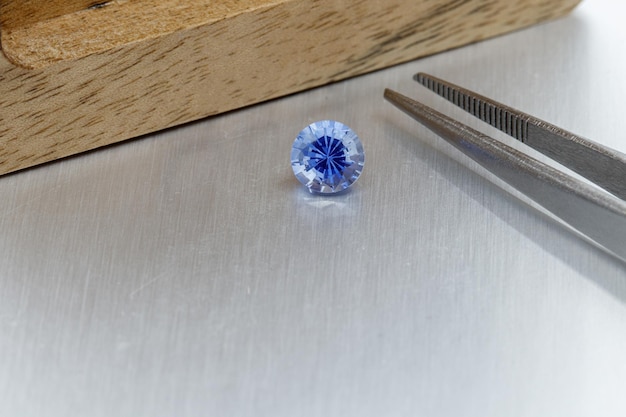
[291,120,365,194]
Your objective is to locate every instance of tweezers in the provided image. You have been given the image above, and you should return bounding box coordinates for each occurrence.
[384,73,626,263]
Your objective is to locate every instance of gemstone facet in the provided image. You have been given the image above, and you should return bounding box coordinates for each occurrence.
[291,120,365,194]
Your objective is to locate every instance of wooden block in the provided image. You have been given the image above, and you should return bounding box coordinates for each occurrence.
[0,0,581,175]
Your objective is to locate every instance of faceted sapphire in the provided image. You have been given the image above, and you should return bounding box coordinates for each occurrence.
[291,120,365,194]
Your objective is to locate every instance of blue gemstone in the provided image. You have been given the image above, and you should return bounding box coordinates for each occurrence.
[291,120,365,194]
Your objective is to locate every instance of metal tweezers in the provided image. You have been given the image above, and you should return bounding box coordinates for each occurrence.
[384,73,626,263]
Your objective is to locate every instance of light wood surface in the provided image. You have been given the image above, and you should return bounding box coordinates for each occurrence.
[0,0,581,175]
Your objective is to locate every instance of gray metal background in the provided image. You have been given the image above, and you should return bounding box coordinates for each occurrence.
[2,1,626,416]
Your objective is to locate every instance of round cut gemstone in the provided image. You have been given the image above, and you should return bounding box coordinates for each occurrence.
[291,120,365,194]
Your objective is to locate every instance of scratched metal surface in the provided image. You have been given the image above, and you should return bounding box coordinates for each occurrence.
[1,1,626,416]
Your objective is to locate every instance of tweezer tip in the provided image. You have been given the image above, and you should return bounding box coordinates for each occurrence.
[383,88,405,100]
[413,72,429,83]
[383,88,410,110]
[383,88,397,102]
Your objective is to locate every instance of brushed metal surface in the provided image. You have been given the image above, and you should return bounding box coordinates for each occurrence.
[2,1,626,416]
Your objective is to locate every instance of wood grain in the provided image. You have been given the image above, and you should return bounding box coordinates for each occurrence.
[0,0,581,176]
[0,0,98,28]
